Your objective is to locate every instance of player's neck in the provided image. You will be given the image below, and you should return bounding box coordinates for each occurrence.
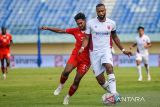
[139,34,144,38]
[2,33,6,36]
[80,28,86,32]
[97,17,106,22]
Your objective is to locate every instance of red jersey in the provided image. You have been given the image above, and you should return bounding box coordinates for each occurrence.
[0,33,12,54]
[65,27,90,74]
[66,27,89,55]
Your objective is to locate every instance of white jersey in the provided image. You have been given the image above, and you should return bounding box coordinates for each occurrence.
[135,35,151,55]
[85,18,116,51]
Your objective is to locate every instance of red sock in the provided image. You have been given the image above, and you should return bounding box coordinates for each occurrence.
[69,85,78,96]
[60,75,68,84]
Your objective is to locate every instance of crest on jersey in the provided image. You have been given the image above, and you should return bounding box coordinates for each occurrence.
[107,26,111,30]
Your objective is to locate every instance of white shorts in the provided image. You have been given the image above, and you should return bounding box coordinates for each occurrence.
[90,49,113,77]
[136,53,149,64]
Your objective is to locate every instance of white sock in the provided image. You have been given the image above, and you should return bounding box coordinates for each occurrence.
[3,74,6,77]
[66,94,70,98]
[3,74,6,80]
[146,66,150,75]
[108,74,117,94]
[137,65,142,78]
[102,81,110,92]
[59,84,64,88]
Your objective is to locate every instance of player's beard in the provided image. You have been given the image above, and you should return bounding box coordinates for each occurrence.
[81,26,86,31]
[98,14,106,21]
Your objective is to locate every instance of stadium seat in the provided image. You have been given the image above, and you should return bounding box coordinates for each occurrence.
[110,0,160,34]
[0,0,159,35]
[0,0,99,35]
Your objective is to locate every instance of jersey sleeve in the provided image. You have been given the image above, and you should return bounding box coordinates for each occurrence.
[111,21,116,31]
[85,21,91,35]
[9,34,12,41]
[134,37,138,44]
[65,28,75,35]
[146,36,151,43]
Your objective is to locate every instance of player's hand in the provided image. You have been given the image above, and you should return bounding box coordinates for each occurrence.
[144,44,148,49]
[123,50,132,57]
[40,26,49,30]
[78,47,84,55]
[129,46,132,50]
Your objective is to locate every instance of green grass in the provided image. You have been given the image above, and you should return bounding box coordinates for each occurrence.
[0,67,160,107]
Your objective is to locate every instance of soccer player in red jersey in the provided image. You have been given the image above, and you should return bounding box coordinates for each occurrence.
[40,13,90,105]
[0,27,13,80]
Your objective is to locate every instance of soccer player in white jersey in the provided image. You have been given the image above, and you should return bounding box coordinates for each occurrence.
[79,3,132,103]
[130,26,151,81]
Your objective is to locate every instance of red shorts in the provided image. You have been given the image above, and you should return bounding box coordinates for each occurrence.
[0,52,10,60]
[67,54,90,75]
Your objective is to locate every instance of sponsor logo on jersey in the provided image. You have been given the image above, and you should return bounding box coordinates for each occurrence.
[94,31,109,36]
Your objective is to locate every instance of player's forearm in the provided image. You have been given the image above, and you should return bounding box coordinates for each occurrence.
[132,43,137,47]
[78,35,89,54]
[40,26,66,33]
[112,35,124,51]
[47,28,66,33]
[130,43,137,49]
[147,43,152,48]
[113,35,132,56]
[81,35,89,48]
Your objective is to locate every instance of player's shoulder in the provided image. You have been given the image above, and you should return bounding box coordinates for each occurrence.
[145,35,151,41]
[106,18,116,25]
[143,34,149,38]
[135,36,140,41]
[6,32,11,36]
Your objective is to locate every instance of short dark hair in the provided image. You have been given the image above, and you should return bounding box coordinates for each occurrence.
[96,3,105,8]
[137,26,144,31]
[74,12,86,21]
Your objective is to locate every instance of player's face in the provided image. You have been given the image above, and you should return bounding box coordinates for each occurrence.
[138,29,144,36]
[2,28,6,35]
[96,6,106,20]
[76,19,86,31]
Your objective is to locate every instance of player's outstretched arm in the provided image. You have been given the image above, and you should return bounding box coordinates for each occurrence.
[40,26,66,33]
[9,40,13,47]
[129,43,137,50]
[78,35,90,54]
[111,31,132,57]
[144,43,152,49]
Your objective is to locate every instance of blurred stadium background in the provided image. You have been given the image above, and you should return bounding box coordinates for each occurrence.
[0,0,160,67]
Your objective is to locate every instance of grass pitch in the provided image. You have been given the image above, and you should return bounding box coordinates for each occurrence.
[0,67,160,107]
